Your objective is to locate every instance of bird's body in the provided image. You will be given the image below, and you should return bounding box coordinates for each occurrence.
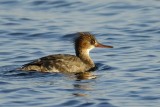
[19,32,113,73]
[21,54,95,73]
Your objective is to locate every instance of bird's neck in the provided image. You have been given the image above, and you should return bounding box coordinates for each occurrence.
[75,48,94,66]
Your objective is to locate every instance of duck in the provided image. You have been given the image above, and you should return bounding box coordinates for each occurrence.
[19,32,113,73]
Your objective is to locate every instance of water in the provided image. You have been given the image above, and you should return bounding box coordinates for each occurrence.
[0,0,160,107]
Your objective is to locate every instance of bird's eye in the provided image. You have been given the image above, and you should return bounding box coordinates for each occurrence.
[91,39,95,45]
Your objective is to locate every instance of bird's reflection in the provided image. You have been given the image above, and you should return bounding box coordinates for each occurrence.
[72,93,88,97]
[63,71,97,80]
[73,83,93,91]
[75,72,97,80]
[72,83,92,97]
[69,72,96,97]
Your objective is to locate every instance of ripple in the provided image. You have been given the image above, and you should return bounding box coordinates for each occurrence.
[8,32,28,36]
[97,102,117,107]
[0,0,19,5]
[141,96,160,100]
[31,1,47,5]
[0,81,11,85]
[107,1,142,10]
[76,102,95,107]
[58,100,80,106]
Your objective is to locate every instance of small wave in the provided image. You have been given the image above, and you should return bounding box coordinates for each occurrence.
[96,63,116,71]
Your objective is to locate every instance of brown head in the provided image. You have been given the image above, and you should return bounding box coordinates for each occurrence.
[74,32,113,56]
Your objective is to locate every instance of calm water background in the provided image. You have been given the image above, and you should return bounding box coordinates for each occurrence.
[0,0,160,107]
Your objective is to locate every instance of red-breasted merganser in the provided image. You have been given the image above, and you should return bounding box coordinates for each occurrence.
[19,32,113,73]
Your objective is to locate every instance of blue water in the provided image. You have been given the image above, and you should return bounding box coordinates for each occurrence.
[0,0,160,107]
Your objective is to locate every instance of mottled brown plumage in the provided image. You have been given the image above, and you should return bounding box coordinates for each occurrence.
[19,32,113,73]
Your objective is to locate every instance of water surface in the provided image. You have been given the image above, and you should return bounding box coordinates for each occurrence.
[0,0,160,107]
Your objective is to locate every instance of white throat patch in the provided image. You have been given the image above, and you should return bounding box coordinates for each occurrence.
[86,46,94,55]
